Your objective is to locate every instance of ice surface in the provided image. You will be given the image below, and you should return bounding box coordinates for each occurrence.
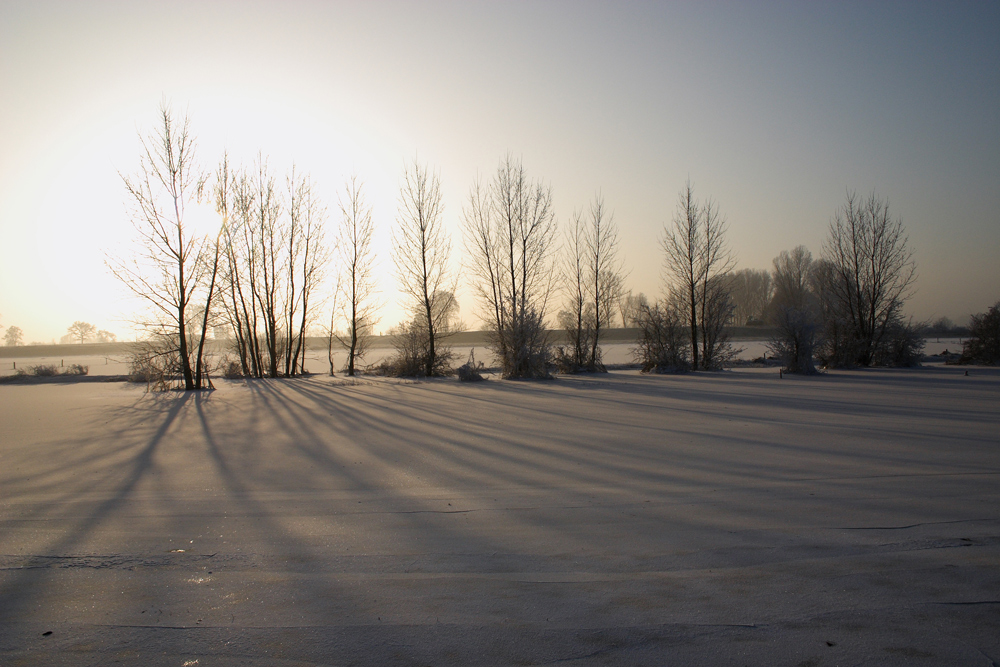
[1,366,997,664]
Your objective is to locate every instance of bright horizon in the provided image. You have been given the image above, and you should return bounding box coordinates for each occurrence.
[2,1,998,343]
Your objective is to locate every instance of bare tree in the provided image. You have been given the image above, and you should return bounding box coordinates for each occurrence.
[214,156,283,378]
[96,330,117,343]
[250,158,284,378]
[696,199,736,368]
[284,167,327,376]
[392,159,455,376]
[819,191,917,367]
[4,325,23,347]
[215,156,257,377]
[557,209,591,371]
[557,194,624,372]
[700,273,737,369]
[729,268,772,325]
[193,216,222,389]
[662,182,703,369]
[67,321,96,344]
[586,195,624,369]
[768,246,819,374]
[771,246,815,313]
[212,156,326,379]
[661,182,735,370]
[463,155,557,378]
[335,176,379,376]
[109,103,213,390]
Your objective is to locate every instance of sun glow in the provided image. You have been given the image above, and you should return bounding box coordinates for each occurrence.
[183,199,223,241]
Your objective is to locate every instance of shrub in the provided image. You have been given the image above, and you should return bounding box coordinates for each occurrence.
[457,349,486,382]
[632,302,690,373]
[961,302,1000,365]
[220,356,244,379]
[490,308,552,379]
[13,364,89,378]
[768,307,819,374]
[127,341,180,391]
[378,318,455,378]
[872,319,924,367]
[553,308,602,374]
[817,314,924,369]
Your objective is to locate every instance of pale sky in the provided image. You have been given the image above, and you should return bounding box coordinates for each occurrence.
[1,0,998,343]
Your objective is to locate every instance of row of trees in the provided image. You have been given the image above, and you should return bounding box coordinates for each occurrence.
[110,105,628,387]
[111,106,387,389]
[110,106,472,388]
[114,104,949,389]
[0,321,115,347]
[212,158,327,380]
[633,188,923,374]
[754,191,922,372]
[63,321,117,344]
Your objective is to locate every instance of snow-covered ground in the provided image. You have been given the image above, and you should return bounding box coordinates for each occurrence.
[1,365,997,664]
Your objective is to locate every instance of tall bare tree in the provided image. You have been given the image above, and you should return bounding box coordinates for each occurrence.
[771,246,814,313]
[586,194,624,368]
[662,182,704,370]
[768,246,819,374]
[820,191,917,367]
[214,157,282,378]
[212,156,326,379]
[250,158,284,378]
[697,198,736,368]
[463,155,556,378]
[558,194,624,372]
[558,209,591,370]
[393,159,454,376]
[661,182,735,370]
[284,168,327,376]
[215,155,257,376]
[109,103,213,390]
[335,176,378,376]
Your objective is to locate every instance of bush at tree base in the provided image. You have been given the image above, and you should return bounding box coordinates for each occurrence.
[632,303,690,373]
[378,318,455,378]
[817,316,924,368]
[961,302,1000,365]
[488,308,553,379]
[457,349,486,382]
[768,307,819,374]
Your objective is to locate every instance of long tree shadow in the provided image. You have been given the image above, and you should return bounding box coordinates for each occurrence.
[0,391,190,642]
[4,369,997,663]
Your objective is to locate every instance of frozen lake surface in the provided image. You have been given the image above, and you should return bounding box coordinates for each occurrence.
[1,365,997,664]
[0,337,972,377]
